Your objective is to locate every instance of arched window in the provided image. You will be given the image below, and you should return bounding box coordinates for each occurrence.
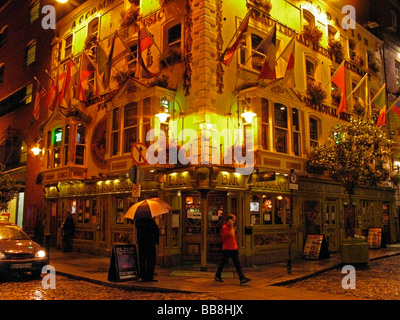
[24,40,36,66]
[303,9,315,29]
[305,57,317,84]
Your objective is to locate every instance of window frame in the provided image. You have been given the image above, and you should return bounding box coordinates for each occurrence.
[24,40,37,66]
[309,116,319,148]
[274,103,288,154]
[29,0,40,24]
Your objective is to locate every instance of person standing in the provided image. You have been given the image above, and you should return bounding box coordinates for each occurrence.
[215,214,251,285]
[62,211,75,253]
[135,217,159,282]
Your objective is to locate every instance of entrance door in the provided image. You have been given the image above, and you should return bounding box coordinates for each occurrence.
[183,193,227,262]
[383,202,391,244]
[323,201,339,252]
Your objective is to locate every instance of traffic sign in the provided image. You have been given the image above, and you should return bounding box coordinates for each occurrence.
[130,142,148,165]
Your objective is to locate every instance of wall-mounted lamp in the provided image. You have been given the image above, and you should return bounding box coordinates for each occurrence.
[156,97,171,123]
[241,110,257,124]
[31,137,43,156]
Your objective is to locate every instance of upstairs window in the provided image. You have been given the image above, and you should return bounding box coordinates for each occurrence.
[395,61,400,85]
[123,102,138,153]
[303,9,315,29]
[64,35,73,59]
[305,58,316,84]
[251,33,264,71]
[292,108,300,156]
[261,98,269,150]
[24,40,36,66]
[29,0,40,24]
[309,117,319,148]
[274,103,288,154]
[168,23,182,50]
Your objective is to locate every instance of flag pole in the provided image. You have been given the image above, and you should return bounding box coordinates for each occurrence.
[346,72,368,101]
[243,22,276,66]
[322,60,345,92]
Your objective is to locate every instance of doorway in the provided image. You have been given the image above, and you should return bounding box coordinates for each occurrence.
[323,200,339,252]
[383,202,391,244]
[182,192,227,262]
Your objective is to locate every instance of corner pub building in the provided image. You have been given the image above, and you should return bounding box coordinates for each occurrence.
[38,0,397,267]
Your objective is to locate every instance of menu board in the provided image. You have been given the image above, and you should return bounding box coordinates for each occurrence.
[303,234,330,260]
[108,245,138,282]
[367,228,382,249]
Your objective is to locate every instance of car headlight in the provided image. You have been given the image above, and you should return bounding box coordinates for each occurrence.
[35,250,46,258]
[0,252,5,259]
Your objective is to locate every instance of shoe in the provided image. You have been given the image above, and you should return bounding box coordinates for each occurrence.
[240,278,251,285]
[214,276,223,282]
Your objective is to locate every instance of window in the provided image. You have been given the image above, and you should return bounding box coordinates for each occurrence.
[29,0,40,24]
[309,117,319,148]
[328,25,337,40]
[25,83,33,104]
[88,18,99,39]
[64,35,73,59]
[395,61,400,85]
[0,136,27,169]
[303,9,315,29]
[123,102,138,153]
[251,33,264,71]
[0,63,3,83]
[142,98,151,147]
[76,124,85,165]
[349,40,356,60]
[305,58,316,83]
[0,26,8,48]
[53,127,62,168]
[111,108,120,156]
[250,194,290,226]
[168,23,181,49]
[24,40,36,66]
[261,98,269,150]
[274,103,288,153]
[292,108,300,156]
[128,44,138,71]
[64,125,69,165]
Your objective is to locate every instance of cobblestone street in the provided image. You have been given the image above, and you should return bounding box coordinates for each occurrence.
[283,255,400,300]
[0,274,221,300]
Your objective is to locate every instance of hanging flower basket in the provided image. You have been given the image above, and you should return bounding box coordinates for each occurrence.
[159,47,182,69]
[328,38,345,61]
[302,25,322,46]
[307,80,327,105]
[248,0,272,14]
[120,4,140,28]
[331,88,342,105]
[353,55,364,68]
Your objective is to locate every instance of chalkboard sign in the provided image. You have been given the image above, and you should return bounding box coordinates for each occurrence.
[303,234,330,260]
[108,245,138,282]
[368,228,382,249]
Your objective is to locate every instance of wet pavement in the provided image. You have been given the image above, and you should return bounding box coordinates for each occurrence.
[47,244,400,300]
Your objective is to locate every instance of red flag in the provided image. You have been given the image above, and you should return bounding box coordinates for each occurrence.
[33,81,47,121]
[221,11,250,66]
[257,24,277,80]
[45,67,61,112]
[376,105,387,127]
[59,59,73,105]
[137,26,157,79]
[78,51,96,102]
[390,97,400,117]
[278,37,296,90]
[332,62,347,114]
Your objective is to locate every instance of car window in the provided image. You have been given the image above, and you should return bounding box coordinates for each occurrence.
[0,225,30,240]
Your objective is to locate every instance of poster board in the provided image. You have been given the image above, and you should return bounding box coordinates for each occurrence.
[303,234,330,260]
[108,245,138,282]
[367,228,382,249]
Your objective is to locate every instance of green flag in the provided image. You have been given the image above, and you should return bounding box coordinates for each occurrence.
[371,84,386,108]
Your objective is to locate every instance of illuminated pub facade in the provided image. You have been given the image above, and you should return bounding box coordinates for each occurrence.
[39,0,397,266]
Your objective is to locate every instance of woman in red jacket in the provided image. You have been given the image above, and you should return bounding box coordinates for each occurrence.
[214,214,251,285]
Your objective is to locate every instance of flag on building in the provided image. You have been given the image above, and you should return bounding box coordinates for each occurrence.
[96,40,109,75]
[111,30,133,66]
[376,104,387,127]
[45,67,61,112]
[221,10,251,66]
[59,59,73,105]
[277,36,295,90]
[78,51,96,102]
[257,24,278,80]
[102,34,115,89]
[371,84,386,108]
[331,61,347,114]
[389,96,400,117]
[136,25,157,79]
[33,81,47,121]
[347,73,368,115]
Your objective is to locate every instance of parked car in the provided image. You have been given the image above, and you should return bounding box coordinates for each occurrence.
[0,222,49,278]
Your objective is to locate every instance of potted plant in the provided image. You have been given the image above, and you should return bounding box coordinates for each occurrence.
[307,80,327,105]
[331,88,342,105]
[302,25,323,46]
[353,55,364,69]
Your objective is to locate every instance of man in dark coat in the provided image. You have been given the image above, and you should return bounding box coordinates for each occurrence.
[62,212,75,253]
[135,218,159,282]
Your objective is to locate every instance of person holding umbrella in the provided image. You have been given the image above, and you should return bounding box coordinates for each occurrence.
[135,217,159,282]
[125,199,170,282]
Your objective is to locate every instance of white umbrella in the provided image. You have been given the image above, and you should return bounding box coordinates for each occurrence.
[124,198,171,220]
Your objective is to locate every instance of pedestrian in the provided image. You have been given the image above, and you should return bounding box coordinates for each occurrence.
[62,211,75,253]
[215,214,251,285]
[135,217,159,282]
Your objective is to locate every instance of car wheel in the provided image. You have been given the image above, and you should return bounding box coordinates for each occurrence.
[31,270,42,279]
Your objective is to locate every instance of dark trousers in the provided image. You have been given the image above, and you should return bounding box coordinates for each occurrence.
[138,243,156,281]
[215,249,245,280]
